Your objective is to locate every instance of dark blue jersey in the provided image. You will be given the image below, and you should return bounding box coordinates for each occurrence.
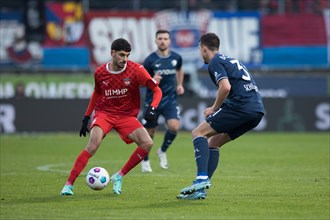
[208,53,264,113]
[143,51,182,109]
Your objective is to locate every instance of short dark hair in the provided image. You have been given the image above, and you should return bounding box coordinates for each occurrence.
[111,38,131,52]
[156,29,170,37]
[199,33,220,51]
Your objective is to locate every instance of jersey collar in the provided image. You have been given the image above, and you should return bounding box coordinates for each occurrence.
[106,62,127,74]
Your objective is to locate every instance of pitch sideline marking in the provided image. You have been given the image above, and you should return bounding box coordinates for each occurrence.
[35,161,182,177]
[36,161,111,175]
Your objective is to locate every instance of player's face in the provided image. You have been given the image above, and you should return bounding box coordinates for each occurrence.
[156,33,170,52]
[111,50,130,69]
[199,44,209,64]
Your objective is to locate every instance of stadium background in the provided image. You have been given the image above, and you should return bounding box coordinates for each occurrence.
[0,0,329,133]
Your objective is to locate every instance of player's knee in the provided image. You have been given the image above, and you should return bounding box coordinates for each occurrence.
[167,120,180,132]
[169,125,180,133]
[191,127,201,139]
[140,139,153,152]
[85,145,98,155]
[85,140,102,155]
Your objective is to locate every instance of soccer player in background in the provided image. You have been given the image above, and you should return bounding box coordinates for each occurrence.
[141,29,184,172]
[60,38,162,196]
[177,33,264,200]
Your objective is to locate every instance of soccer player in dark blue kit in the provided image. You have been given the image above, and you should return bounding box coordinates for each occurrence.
[177,32,264,200]
[141,29,184,172]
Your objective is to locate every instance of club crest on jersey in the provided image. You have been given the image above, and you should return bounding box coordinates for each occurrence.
[171,60,177,67]
[124,78,131,86]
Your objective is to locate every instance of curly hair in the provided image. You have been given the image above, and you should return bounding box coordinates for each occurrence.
[111,38,131,52]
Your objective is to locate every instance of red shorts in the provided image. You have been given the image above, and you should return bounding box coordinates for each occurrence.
[91,111,143,144]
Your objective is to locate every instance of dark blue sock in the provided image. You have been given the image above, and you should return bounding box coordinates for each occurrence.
[160,130,177,152]
[143,155,149,161]
[193,136,209,177]
[208,148,219,179]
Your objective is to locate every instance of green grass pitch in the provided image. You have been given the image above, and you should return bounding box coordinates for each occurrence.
[1,132,329,219]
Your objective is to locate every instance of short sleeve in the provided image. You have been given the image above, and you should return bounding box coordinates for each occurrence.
[209,59,228,83]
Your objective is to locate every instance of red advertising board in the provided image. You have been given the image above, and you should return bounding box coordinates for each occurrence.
[261,14,327,46]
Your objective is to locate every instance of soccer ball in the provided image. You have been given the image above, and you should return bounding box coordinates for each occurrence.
[86,167,110,190]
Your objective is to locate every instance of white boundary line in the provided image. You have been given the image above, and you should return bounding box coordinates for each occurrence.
[36,161,111,175]
[35,161,182,177]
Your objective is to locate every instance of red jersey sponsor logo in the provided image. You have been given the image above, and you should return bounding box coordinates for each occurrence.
[104,88,128,98]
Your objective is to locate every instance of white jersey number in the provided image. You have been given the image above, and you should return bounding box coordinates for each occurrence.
[230,60,251,81]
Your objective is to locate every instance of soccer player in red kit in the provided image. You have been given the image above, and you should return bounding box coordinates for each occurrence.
[60,38,162,196]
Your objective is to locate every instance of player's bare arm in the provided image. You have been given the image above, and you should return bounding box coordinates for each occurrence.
[176,67,185,95]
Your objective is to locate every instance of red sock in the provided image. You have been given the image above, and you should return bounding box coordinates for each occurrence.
[66,150,92,185]
[119,146,148,176]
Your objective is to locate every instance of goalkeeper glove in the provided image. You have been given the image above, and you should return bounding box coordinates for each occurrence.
[79,116,90,137]
[144,106,157,122]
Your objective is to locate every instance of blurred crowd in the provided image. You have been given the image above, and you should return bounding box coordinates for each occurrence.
[1,0,329,14]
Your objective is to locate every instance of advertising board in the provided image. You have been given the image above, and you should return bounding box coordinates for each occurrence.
[1,97,328,133]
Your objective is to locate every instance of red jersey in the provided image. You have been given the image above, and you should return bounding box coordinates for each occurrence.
[92,60,154,117]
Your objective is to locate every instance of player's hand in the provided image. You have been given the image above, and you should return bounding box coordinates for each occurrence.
[204,107,215,118]
[153,73,162,83]
[79,116,90,137]
[144,106,157,122]
[177,85,184,95]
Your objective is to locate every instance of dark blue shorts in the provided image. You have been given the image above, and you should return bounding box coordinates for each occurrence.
[143,102,180,128]
[205,105,264,140]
